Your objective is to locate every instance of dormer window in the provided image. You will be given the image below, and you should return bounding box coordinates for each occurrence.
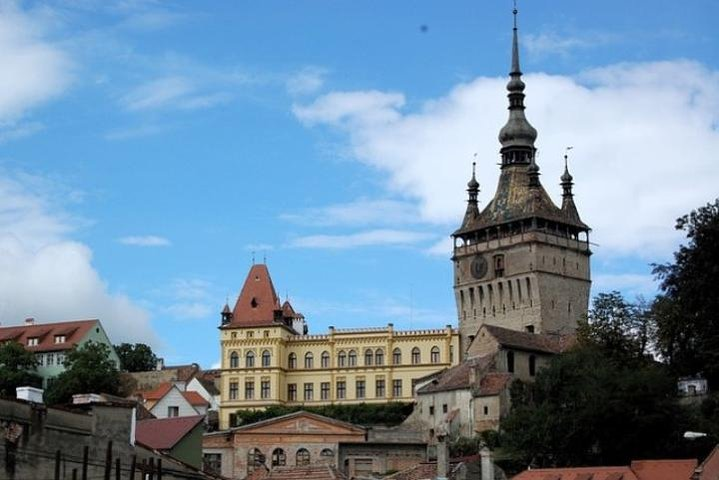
[27,337,38,346]
[54,335,66,344]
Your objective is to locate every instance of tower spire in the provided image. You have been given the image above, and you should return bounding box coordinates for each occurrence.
[561,147,574,198]
[460,156,481,229]
[498,2,537,167]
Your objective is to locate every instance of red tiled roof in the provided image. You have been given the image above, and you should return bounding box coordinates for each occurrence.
[230,264,281,327]
[512,467,639,480]
[263,465,346,480]
[385,461,463,480]
[417,356,494,394]
[484,324,575,354]
[0,319,99,353]
[135,415,205,450]
[182,391,209,407]
[477,372,513,396]
[630,459,697,480]
[142,382,174,401]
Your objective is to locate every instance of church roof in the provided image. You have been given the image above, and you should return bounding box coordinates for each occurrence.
[229,264,281,327]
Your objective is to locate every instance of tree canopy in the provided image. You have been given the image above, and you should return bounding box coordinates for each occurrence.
[114,342,158,372]
[652,199,719,386]
[0,342,42,397]
[44,341,120,405]
[233,402,414,427]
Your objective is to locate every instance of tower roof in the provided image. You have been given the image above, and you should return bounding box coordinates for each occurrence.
[229,264,281,327]
[454,7,589,237]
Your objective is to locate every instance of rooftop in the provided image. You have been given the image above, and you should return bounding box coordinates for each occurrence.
[0,319,100,353]
[135,415,205,451]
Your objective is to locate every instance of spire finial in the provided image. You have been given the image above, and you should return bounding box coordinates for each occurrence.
[511,0,521,75]
[561,147,574,195]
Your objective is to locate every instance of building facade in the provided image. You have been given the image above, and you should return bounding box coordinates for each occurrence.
[451,10,591,356]
[218,264,460,430]
[0,318,120,387]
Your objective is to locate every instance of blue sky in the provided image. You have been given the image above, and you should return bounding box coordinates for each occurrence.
[0,0,717,368]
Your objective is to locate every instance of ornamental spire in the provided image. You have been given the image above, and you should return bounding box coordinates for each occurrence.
[498,3,537,167]
[460,156,481,229]
[561,147,574,198]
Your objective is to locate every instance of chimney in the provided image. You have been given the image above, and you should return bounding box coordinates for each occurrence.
[16,386,44,403]
[24,317,35,325]
[480,446,493,480]
[436,434,449,480]
[156,357,165,371]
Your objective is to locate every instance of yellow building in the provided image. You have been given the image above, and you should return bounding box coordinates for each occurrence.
[218,264,460,430]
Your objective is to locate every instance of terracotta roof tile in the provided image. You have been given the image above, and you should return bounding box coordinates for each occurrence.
[136,415,205,450]
[484,324,574,354]
[630,459,697,480]
[512,466,639,480]
[0,319,100,353]
[417,356,494,394]
[182,391,209,407]
[142,382,174,401]
[385,461,463,480]
[477,372,513,396]
[259,465,345,480]
[230,264,281,327]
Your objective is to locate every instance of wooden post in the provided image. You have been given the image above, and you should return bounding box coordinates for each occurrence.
[54,450,61,480]
[156,459,161,480]
[147,457,154,480]
[82,446,89,480]
[72,468,78,480]
[129,455,137,480]
[104,441,113,480]
[116,457,121,480]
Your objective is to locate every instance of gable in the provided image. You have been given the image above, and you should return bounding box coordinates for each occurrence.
[235,412,365,436]
[467,328,499,359]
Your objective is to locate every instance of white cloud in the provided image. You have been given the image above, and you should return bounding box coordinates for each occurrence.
[286,66,327,96]
[281,199,421,227]
[118,235,171,247]
[592,273,658,299]
[289,229,435,249]
[120,76,231,112]
[293,60,719,259]
[0,174,157,345]
[0,1,72,132]
[523,32,618,57]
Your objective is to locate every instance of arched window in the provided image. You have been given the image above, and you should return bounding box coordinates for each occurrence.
[288,353,297,369]
[529,354,536,376]
[246,351,255,368]
[248,448,264,473]
[375,349,384,366]
[411,347,421,365]
[272,448,286,467]
[262,350,271,367]
[320,448,334,463]
[230,351,239,368]
[507,350,515,373]
[304,352,314,369]
[392,348,402,365]
[296,448,310,466]
[348,350,357,367]
[321,351,330,368]
[430,346,440,364]
[338,351,347,367]
[364,349,373,366]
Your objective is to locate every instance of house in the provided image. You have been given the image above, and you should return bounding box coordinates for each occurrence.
[0,395,218,479]
[203,410,366,479]
[0,318,120,388]
[218,263,460,430]
[136,415,206,469]
[187,373,221,411]
[141,382,210,418]
[511,459,700,480]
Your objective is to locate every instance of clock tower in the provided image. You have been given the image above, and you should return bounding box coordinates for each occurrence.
[452,9,591,357]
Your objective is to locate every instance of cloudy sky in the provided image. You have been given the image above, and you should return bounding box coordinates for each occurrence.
[0,0,716,367]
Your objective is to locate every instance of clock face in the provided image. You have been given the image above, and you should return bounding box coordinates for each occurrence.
[470,255,488,279]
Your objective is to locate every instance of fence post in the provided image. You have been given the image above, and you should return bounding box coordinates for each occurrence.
[156,459,161,480]
[104,441,113,480]
[82,446,89,480]
[116,457,121,480]
[129,455,137,480]
[54,450,61,480]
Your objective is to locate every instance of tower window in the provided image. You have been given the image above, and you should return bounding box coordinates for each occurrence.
[525,325,535,333]
[494,255,505,277]
[251,298,258,308]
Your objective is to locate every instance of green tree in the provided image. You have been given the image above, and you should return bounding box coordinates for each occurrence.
[114,343,158,372]
[501,346,686,468]
[44,341,120,405]
[578,291,653,359]
[0,342,42,396]
[652,199,719,385]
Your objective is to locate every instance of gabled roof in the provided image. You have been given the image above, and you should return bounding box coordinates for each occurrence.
[512,466,639,480]
[229,264,281,327]
[630,459,697,480]
[136,415,205,450]
[385,461,464,480]
[142,382,174,401]
[211,410,365,436]
[482,324,574,354]
[417,356,494,395]
[182,391,209,407]
[0,319,99,353]
[249,465,346,480]
[476,372,513,397]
